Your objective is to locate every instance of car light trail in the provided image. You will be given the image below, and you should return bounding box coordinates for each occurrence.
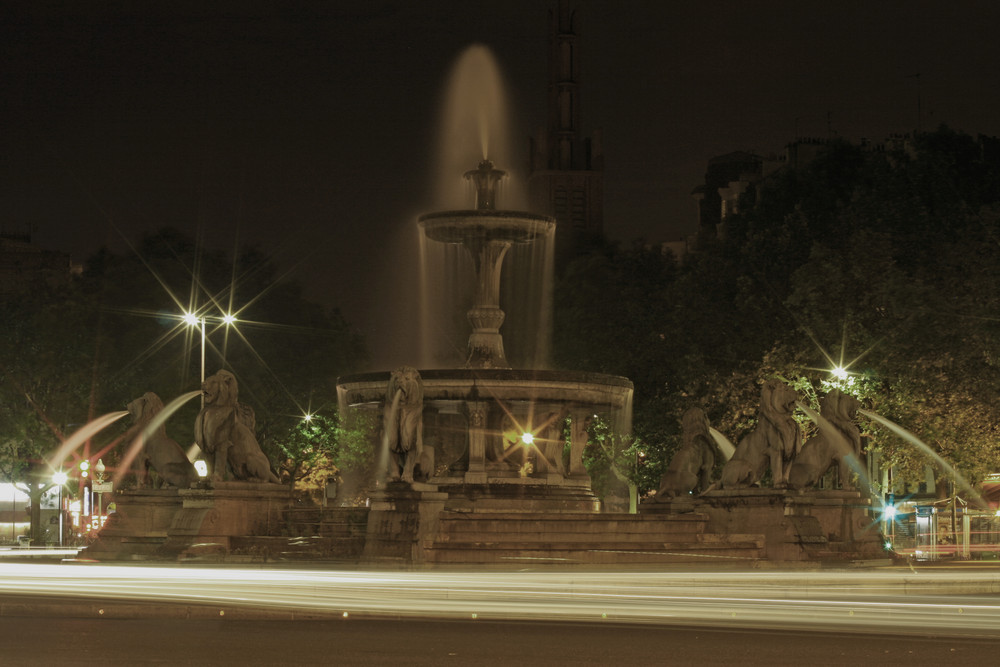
[1,563,999,636]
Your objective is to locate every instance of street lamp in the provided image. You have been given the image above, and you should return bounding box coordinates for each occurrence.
[183,312,207,408]
[52,470,68,546]
[183,311,237,409]
[92,459,109,529]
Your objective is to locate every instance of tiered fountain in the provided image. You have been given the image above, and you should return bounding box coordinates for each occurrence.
[336,151,638,564]
[337,158,633,513]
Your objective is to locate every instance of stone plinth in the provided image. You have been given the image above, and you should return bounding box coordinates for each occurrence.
[640,495,697,515]
[694,488,887,562]
[433,476,601,513]
[362,482,448,565]
[81,488,186,560]
[158,482,288,560]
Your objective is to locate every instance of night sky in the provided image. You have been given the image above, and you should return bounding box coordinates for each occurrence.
[4,1,999,367]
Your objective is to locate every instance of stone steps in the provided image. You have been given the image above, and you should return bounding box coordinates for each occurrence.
[283,507,369,539]
[434,512,708,540]
[230,535,366,561]
[426,537,763,565]
[425,511,766,565]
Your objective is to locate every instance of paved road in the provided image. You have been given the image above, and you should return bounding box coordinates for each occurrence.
[3,561,1000,664]
[2,615,999,666]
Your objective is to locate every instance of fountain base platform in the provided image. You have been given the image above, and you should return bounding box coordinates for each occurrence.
[643,488,889,563]
[81,482,289,562]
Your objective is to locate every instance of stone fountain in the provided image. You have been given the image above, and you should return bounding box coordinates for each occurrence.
[338,158,633,565]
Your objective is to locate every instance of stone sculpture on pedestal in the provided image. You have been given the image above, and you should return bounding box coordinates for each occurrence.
[720,379,801,489]
[194,370,280,483]
[384,366,432,483]
[127,392,198,488]
[788,389,863,490]
[654,407,716,499]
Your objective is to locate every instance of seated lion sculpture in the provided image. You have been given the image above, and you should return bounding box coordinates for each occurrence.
[788,389,863,490]
[720,379,801,489]
[655,407,716,500]
[127,392,198,488]
[384,366,431,483]
[194,370,279,483]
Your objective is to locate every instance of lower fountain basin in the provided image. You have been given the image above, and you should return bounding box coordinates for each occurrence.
[337,368,633,411]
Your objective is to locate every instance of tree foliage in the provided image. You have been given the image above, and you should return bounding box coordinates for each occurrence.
[553,127,1000,496]
[0,228,369,498]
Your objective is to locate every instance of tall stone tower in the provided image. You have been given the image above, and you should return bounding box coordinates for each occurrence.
[529,1,604,264]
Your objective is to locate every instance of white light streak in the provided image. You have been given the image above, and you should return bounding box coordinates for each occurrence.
[0,564,998,636]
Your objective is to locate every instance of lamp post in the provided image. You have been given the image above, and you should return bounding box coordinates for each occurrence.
[52,470,68,546]
[183,311,237,410]
[183,312,207,409]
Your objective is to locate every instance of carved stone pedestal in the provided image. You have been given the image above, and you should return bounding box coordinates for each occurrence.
[694,488,887,562]
[433,476,601,513]
[81,488,186,560]
[157,482,288,560]
[362,482,448,565]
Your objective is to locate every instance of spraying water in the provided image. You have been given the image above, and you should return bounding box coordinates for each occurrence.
[114,390,204,484]
[49,411,129,470]
[708,427,735,461]
[797,401,873,495]
[377,389,403,487]
[434,44,518,210]
[859,409,988,509]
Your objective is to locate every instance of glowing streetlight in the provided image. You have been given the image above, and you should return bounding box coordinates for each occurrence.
[520,432,534,446]
[831,366,849,381]
[183,311,238,408]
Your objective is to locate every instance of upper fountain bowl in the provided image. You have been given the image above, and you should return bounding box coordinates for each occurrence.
[418,209,555,245]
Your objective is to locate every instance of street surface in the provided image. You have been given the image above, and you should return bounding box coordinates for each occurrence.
[3,562,1000,635]
[2,561,1000,664]
[2,615,999,666]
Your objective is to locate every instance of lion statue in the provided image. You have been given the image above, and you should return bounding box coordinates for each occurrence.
[655,407,716,500]
[720,379,801,489]
[194,370,280,483]
[127,392,199,488]
[384,366,431,483]
[788,389,863,490]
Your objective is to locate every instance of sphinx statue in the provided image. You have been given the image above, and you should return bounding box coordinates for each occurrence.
[194,370,280,483]
[654,407,716,500]
[720,379,801,489]
[788,389,863,490]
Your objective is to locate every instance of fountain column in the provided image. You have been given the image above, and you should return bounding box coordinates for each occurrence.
[568,408,591,478]
[420,160,553,370]
[465,237,511,368]
[463,160,511,369]
[463,401,490,484]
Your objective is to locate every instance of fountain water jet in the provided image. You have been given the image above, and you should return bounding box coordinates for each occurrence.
[114,390,204,484]
[859,409,988,509]
[797,400,873,495]
[708,427,736,461]
[49,411,129,470]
